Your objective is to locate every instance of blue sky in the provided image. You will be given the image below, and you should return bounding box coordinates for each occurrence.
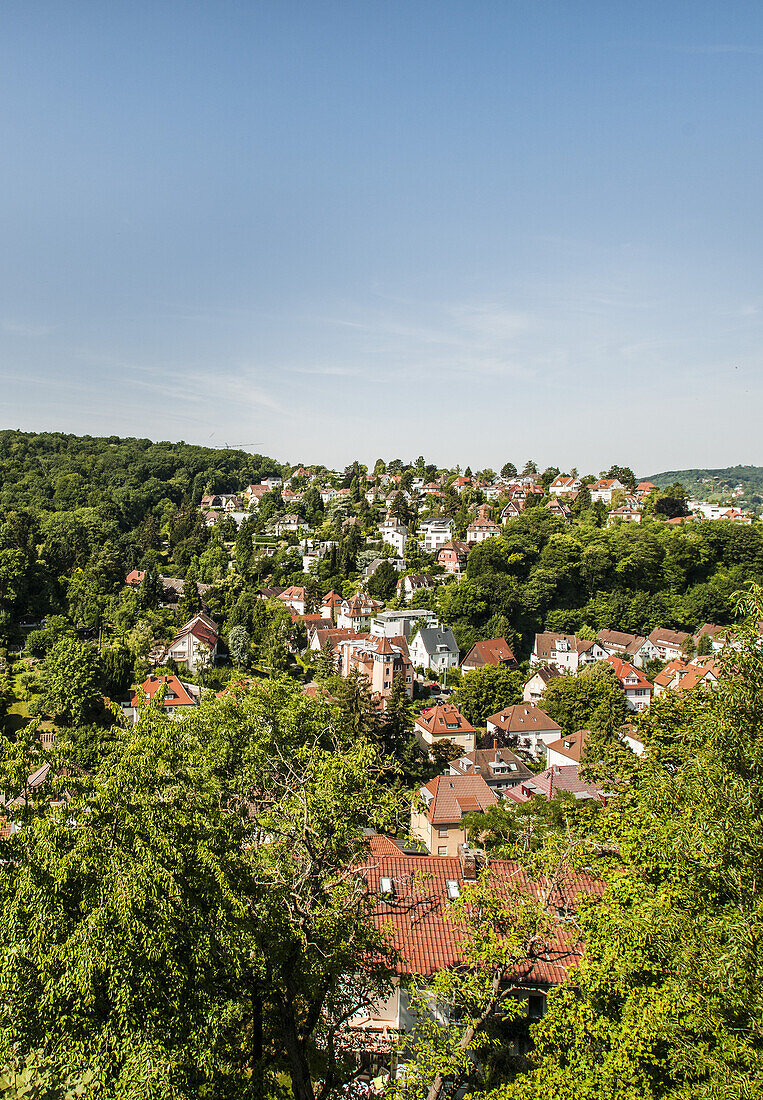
[1,1,762,473]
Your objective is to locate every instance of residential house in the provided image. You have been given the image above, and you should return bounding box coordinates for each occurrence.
[308,626,368,660]
[451,476,474,495]
[337,634,413,703]
[162,613,219,672]
[278,586,308,615]
[605,655,653,711]
[589,478,625,504]
[320,590,344,621]
[274,514,308,536]
[485,704,561,758]
[523,665,562,703]
[595,629,656,666]
[461,637,518,672]
[635,481,657,498]
[354,835,602,1051]
[414,704,476,754]
[379,519,409,557]
[596,629,642,657]
[653,656,720,697]
[262,474,283,489]
[546,498,572,523]
[548,475,582,496]
[523,763,607,803]
[243,484,271,507]
[397,574,436,601]
[437,539,470,576]
[364,557,405,579]
[607,506,642,525]
[123,674,200,724]
[531,632,607,673]
[694,622,727,652]
[466,505,500,544]
[420,518,455,553]
[501,501,523,522]
[337,594,384,632]
[370,608,439,639]
[544,728,589,770]
[409,625,460,672]
[448,746,533,795]
[620,724,646,756]
[647,627,691,662]
[411,774,498,857]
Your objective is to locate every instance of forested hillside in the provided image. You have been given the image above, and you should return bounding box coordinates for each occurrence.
[646,464,763,502]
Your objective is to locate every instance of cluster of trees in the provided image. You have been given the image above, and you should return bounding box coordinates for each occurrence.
[2,595,763,1099]
[415,508,763,655]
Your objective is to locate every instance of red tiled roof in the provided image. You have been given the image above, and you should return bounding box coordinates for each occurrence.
[420,774,498,824]
[415,704,476,738]
[545,729,590,764]
[486,704,561,736]
[131,675,198,708]
[360,835,603,980]
[462,637,517,669]
[605,655,653,692]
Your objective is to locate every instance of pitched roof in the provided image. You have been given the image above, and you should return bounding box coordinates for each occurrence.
[131,675,198,708]
[415,704,476,738]
[604,654,653,691]
[648,626,690,649]
[544,729,590,764]
[169,612,219,650]
[448,747,533,785]
[437,539,470,557]
[485,704,561,736]
[461,637,517,669]
[535,764,606,801]
[526,665,562,685]
[533,632,598,659]
[361,834,602,980]
[413,626,459,657]
[420,773,498,824]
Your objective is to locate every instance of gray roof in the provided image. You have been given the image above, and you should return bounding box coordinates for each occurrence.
[414,626,459,656]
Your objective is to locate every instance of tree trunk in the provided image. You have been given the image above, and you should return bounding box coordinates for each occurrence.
[278,989,315,1100]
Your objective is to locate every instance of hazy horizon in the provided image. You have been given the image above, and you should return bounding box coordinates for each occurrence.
[2,2,762,470]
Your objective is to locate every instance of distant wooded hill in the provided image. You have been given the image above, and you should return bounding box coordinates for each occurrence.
[645,465,763,502]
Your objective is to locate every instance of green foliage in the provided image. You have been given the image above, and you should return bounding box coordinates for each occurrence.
[226,624,250,667]
[453,665,523,726]
[479,587,763,1100]
[536,667,628,737]
[37,637,102,726]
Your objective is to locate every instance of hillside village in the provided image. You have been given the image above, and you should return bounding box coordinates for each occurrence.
[0,434,761,1099]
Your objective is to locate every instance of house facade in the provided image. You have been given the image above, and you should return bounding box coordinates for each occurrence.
[531,632,607,673]
[411,774,498,857]
[408,625,460,671]
[414,704,476,754]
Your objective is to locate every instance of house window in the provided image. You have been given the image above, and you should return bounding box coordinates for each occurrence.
[438,828,449,838]
[438,846,447,856]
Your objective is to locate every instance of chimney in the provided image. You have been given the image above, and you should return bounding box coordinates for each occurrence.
[459,844,485,882]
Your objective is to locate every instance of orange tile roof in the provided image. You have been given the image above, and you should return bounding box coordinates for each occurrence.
[420,773,498,824]
[486,704,560,736]
[415,704,476,738]
[361,835,602,980]
[462,637,517,669]
[131,675,198,708]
